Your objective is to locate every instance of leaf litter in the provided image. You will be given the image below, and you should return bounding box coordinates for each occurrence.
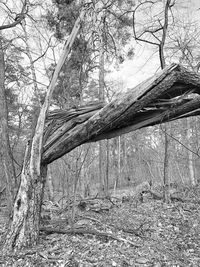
[1,186,200,266]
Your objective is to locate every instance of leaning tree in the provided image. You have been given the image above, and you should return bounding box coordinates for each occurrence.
[2,1,88,253]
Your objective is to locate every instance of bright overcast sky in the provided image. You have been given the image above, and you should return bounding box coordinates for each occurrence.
[110,0,200,90]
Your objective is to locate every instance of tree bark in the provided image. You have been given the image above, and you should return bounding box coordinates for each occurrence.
[43,63,200,164]
[163,124,171,202]
[98,15,107,196]
[47,165,54,201]
[105,139,109,195]
[185,118,195,185]
[117,136,121,188]
[43,65,200,164]
[160,0,171,204]
[2,8,86,253]
[0,38,16,213]
[2,148,47,252]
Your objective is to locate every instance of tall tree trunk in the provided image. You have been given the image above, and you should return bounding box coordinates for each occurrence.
[2,9,85,253]
[186,118,195,185]
[98,19,107,196]
[160,0,171,203]
[0,38,16,213]
[99,141,107,194]
[188,148,195,185]
[163,125,171,202]
[117,136,121,188]
[105,139,109,196]
[178,18,196,187]
[71,147,81,227]
[47,165,54,201]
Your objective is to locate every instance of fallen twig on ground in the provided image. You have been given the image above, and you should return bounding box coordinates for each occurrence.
[40,227,141,247]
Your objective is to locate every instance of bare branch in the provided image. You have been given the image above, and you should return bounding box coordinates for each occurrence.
[32,37,53,64]
[0,0,27,31]
[132,2,160,46]
[159,0,171,69]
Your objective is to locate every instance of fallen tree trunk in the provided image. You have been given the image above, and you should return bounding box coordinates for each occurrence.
[42,65,200,164]
[4,58,200,253]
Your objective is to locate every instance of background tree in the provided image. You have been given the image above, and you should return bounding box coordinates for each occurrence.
[0,38,16,212]
[131,0,175,202]
[0,0,29,213]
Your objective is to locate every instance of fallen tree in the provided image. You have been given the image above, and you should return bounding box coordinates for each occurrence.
[3,14,200,253]
[3,59,200,253]
[43,64,200,164]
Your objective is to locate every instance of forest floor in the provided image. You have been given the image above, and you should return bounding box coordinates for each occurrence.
[1,185,200,267]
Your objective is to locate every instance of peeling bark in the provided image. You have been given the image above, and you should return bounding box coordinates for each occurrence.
[2,149,47,251]
[2,8,86,253]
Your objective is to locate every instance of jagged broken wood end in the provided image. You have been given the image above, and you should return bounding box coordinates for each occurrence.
[42,64,200,164]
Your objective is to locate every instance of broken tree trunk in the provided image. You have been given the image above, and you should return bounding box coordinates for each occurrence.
[42,64,200,165]
[3,147,47,251]
[2,8,86,254]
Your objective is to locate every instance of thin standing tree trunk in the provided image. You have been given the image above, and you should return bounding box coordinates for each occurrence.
[98,15,107,196]
[186,118,195,185]
[123,137,129,185]
[117,136,121,188]
[0,38,16,213]
[105,139,109,196]
[175,161,184,184]
[160,0,171,203]
[47,165,54,202]
[163,125,171,202]
[71,147,80,227]
[188,149,195,185]
[178,20,197,187]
